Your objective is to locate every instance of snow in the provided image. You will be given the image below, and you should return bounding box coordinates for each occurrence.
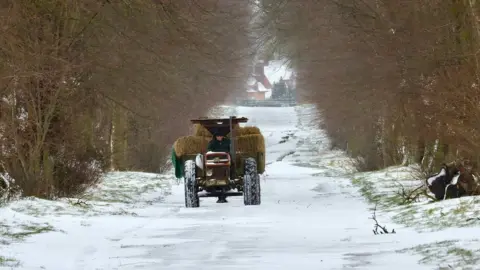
[353,164,480,269]
[246,81,269,94]
[257,81,269,92]
[246,76,256,86]
[1,104,480,269]
[256,59,294,99]
[264,59,293,84]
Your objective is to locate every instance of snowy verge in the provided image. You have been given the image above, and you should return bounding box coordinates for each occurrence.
[287,104,356,177]
[352,165,480,269]
[295,104,480,270]
[0,171,174,268]
[0,105,235,268]
[352,164,480,230]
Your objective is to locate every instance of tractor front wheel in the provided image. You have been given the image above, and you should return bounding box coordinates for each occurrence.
[243,157,261,205]
[184,160,199,208]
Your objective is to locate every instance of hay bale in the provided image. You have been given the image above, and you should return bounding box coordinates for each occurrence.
[236,126,261,136]
[235,134,266,173]
[174,133,265,158]
[235,134,265,154]
[257,154,266,174]
[173,136,210,157]
[193,124,212,137]
[193,122,261,137]
[174,133,266,172]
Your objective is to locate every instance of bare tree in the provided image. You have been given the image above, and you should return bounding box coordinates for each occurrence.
[258,0,480,175]
[0,0,254,199]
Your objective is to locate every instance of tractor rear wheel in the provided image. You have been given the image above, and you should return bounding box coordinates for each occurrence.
[184,160,199,208]
[243,157,261,205]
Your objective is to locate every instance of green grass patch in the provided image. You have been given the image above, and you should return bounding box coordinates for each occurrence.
[399,241,480,269]
[351,176,396,207]
[0,256,20,267]
[447,247,474,258]
[398,240,457,263]
[7,224,55,240]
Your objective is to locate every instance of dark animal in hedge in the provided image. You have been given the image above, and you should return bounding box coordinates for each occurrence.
[426,164,466,200]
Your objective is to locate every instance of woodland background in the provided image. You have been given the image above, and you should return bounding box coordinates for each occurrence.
[2,0,480,199]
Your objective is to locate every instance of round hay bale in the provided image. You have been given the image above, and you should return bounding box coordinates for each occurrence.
[173,136,210,157]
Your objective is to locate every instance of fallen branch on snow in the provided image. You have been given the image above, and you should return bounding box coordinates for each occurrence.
[67,194,90,207]
[394,182,424,204]
[370,204,396,235]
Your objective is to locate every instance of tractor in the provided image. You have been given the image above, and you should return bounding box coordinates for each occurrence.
[174,116,264,207]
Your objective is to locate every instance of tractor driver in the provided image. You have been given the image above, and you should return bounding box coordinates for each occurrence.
[207,133,231,153]
[207,132,232,204]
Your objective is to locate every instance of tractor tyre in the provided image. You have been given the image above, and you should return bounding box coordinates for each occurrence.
[243,157,261,205]
[184,160,199,208]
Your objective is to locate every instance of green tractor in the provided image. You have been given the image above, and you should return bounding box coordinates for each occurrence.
[172,116,264,207]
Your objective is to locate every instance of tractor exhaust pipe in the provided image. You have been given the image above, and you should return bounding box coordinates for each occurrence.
[229,116,236,179]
